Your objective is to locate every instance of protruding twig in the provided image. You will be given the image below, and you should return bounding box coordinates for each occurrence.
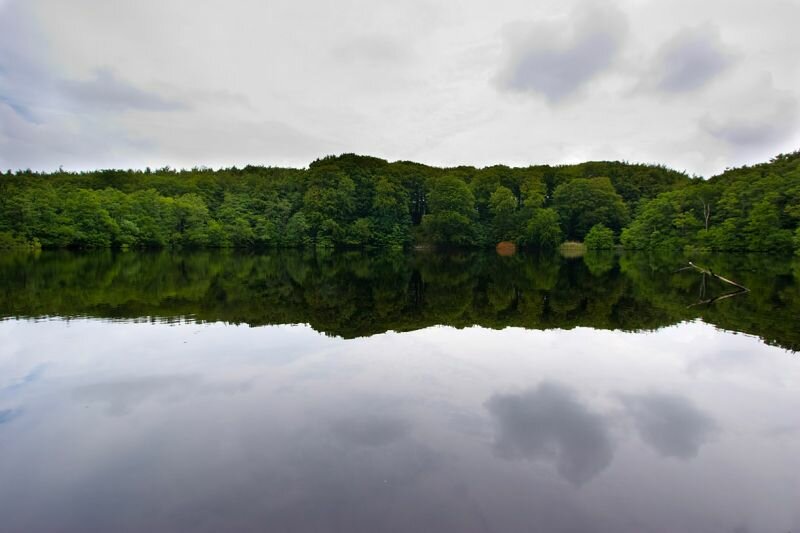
[687,262,749,292]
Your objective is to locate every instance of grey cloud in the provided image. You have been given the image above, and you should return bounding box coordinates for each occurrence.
[331,415,410,447]
[651,26,735,93]
[0,101,154,170]
[59,68,187,112]
[495,4,628,103]
[1,7,184,119]
[72,374,250,416]
[621,393,716,459]
[701,91,798,148]
[0,2,179,169]
[485,382,614,486]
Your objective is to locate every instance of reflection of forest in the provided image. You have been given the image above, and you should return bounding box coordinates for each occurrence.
[1,250,798,351]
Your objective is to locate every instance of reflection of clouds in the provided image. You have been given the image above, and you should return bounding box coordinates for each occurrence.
[486,382,614,486]
[1,364,46,393]
[265,438,444,531]
[331,415,410,447]
[72,374,250,416]
[621,393,716,459]
[0,408,22,424]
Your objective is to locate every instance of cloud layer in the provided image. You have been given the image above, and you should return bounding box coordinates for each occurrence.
[1,0,798,175]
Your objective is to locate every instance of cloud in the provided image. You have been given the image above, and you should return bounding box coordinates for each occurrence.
[700,75,799,149]
[649,26,735,93]
[0,1,179,169]
[0,4,184,119]
[332,34,413,66]
[0,101,154,170]
[59,68,187,113]
[494,3,628,103]
[621,392,716,459]
[485,382,614,486]
[3,0,800,175]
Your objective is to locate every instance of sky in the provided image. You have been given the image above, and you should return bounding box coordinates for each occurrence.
[1,0,799,176]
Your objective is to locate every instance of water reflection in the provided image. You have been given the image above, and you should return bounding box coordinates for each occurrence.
[331,415,411,448]
[0,408,21,424]
[0,319,798,532]
[72,374,251,416]
[1,249,799,350]
[621,392,717,459]
[486,382,614,486]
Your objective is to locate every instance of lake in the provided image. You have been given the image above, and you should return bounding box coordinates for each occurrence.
[1,250,799,532]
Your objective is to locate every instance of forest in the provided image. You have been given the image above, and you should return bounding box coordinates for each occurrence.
[1,151,799,253]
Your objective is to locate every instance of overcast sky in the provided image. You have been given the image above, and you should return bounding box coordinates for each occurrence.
[1,0,798,176]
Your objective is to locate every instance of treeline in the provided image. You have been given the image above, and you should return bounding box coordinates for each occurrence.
[1,151,799,252]
[1,249,798,351]
[621,152,800,253]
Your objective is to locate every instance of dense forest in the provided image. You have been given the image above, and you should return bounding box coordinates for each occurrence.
[1,249,798,351]
[1,151,799,252]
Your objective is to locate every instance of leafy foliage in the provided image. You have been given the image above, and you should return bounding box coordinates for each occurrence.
[2,151,799,251]
[584,224,616,249]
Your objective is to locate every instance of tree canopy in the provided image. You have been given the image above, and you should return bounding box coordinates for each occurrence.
[2,151,799,253]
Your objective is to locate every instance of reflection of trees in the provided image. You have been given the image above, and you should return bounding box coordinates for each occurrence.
[0,250,798,350]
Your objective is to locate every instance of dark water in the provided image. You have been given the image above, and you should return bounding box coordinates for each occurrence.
[0,250,798,532]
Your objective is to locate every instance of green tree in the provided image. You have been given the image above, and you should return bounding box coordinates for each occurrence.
[371,177,411,247]
[584,224,615,249]
[795,227,800,256]
[745,193,794,252]
[421,175,477,245]
[302,168,356,247]
[174,193,212,247]
[553,177,629,239]
[522,208,562,249]
[489,186,518,242]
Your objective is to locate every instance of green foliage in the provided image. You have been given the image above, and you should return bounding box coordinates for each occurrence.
[1,151,798,251]
[488,186,518,242]
[0,231,37,249]
[744,193,794,252]
[584,224,615,249]
[620,190,701,250]
[795,227,800,256]
[522,208,563,249]
[552,177,629,239]
[421,176,478,245]
[371,176,411,247]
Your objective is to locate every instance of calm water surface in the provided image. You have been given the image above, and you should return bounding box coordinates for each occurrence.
[1,250,798,532]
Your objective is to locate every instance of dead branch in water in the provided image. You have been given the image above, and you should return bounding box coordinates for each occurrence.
[686,262,749,292]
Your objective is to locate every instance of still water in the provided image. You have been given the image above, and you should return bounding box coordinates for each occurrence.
[1,250,799,532]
